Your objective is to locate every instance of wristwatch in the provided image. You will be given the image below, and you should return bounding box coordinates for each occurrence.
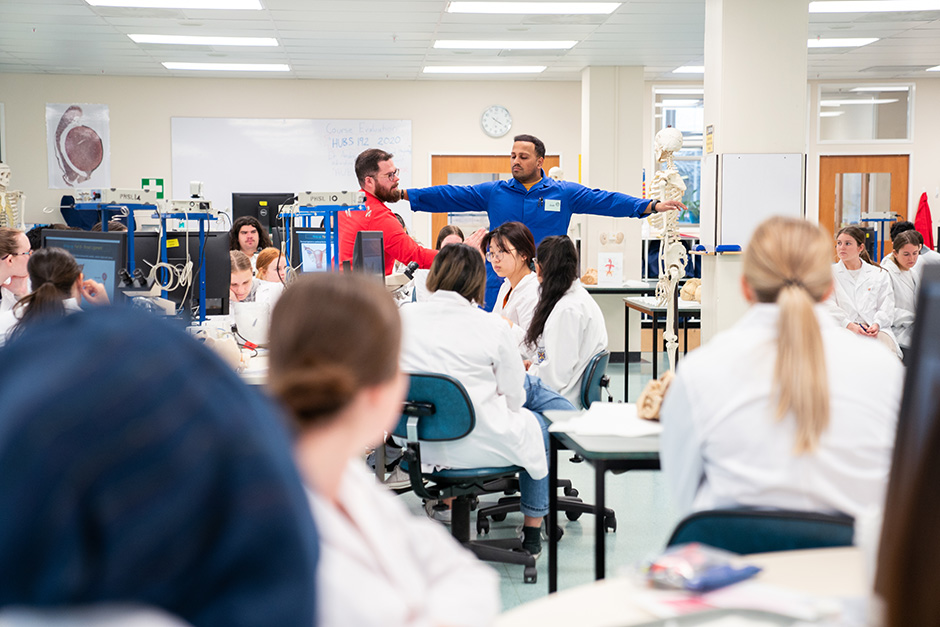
[646,199,660,214]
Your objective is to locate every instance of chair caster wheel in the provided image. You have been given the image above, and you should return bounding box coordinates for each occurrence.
[566,511,582,521]
[555,524,564,541]
[524,566,538,584]
[477,518,490,535]
[564,487,579,498]
[492,513,507,522]
[570,454,584,463]
[605,515,617,532]
[469,494,479,510]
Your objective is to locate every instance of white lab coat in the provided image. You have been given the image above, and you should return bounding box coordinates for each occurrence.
[0,297,81,347]
[411,268,431,302]
[526,280,608,407]
[881,256,918,348]
[307,461,499,627]
[399,290,548,479]
[826,260,900,357]
[491,271,539,354]
[0,284,18,315]
[919,245,940,269]
[660,303,903,520]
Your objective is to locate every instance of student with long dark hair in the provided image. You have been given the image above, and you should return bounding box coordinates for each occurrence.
[229,216,273,269]
[0,247,109,345]
[524,235,607,405]
[269,272,498,626]
[482,221,538,353]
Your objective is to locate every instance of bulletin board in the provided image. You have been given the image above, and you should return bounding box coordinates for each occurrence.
[170,117,412,216]
[718,153,805,247]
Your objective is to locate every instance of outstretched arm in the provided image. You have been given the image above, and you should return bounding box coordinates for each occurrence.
[405,182,495,214]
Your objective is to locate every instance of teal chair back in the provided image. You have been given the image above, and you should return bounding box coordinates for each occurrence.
[667,508,855,555]
[393,373,475,442]
[579,350,611,410]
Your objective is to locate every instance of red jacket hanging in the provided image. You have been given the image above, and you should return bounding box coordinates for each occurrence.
[915,191,934,250]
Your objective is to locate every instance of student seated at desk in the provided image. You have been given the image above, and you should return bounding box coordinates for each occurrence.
[230,250,282,305]
[229,215,273,270]
[268,272,499,627]
[0,227,31,314]
[255,246,287,284]
[0,247,108,346]
[881,229,921,361]
[660,217,903,519]
[826,225,901,358]
[483,221,538,355]
[399,244,552,555]
[524,235,608,407]
[412,224,464,302]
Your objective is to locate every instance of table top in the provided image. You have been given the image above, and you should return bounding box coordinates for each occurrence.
[496,547,865,626]
[544,409,661,461]
[585,281,658,294]
[624,295,702,315]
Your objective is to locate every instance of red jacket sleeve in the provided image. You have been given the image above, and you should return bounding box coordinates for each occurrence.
[379,212,437,274]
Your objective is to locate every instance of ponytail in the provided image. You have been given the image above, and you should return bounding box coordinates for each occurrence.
[10,247,81,340]
[525,236,579,350]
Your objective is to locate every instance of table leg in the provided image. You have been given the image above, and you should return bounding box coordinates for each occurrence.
[549,435,560,593]
[595,460,607,580]
[623,303,630,402]
[651,312,660,381]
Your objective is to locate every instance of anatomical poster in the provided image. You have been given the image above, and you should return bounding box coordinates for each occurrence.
[46,103,110,189]
[598,252,623,286]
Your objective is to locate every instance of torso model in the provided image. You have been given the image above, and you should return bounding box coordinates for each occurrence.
[0,163,26,229]
[661,303,903,519]
[526,281,608,407]
[307,461,498,627]
[399,290,548,479]
[647,127,688,371]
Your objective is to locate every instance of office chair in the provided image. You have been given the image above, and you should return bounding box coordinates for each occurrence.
[666,508,855,555]
[393,372,538,584]
[476,351,618,534]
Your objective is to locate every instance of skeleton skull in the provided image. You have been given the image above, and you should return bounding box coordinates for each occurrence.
[654,127,684,163]
[0,163,10,190]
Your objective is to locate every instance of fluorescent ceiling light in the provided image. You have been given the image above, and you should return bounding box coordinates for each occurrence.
[810,0,940,12]
[656,100,702,107]
[423,65,546,74]
[928,65,940,71]
[447,2,620,15]
[130,34,277,46]
[808,38,879,48]
[673,66,704,74]
[655,88,704,95]
[87,0,261,7]
[162,62,289,72]
[850,86,910,91]
[820,98,899,105]
[819,111,845,117]
[434,40,577,50]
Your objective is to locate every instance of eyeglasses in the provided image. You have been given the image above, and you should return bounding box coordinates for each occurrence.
[372,169,400,182]
[485,248,517,262]
[2,250,31,260]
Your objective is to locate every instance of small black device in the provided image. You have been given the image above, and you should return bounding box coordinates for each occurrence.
[352,231,385,279]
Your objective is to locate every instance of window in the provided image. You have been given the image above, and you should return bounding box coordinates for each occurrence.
[818,84,912,142]
[653,88,703,224]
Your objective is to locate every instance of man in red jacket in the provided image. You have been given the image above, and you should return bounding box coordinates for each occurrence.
[338,149,438,276]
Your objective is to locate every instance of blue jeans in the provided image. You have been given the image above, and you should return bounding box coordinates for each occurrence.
[519,374,574,519]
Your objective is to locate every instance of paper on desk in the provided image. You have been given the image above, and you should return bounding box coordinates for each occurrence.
[547,403,663,437]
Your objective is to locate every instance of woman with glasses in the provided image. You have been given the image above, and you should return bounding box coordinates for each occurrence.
[0,247,109,345]
[0,227,31,315]
[525,236,608,406]
[482,221,538,355]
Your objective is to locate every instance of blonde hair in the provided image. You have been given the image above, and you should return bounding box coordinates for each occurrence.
[230,250,252,274]
[744,217,833,454]
[255,247,281,279]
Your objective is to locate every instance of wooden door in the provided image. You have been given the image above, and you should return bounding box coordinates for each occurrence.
[428,154,561,243]
[819,155,909,256]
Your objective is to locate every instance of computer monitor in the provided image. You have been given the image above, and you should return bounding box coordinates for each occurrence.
[231,192,295,231]
[352,231,385,278]
[291,227,329,273]
[876,265,940,593]
[133,231,230,316]
[41,229,127,304]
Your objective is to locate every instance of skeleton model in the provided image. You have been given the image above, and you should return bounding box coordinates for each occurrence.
[648,128,687,371]
[0,163,25,229]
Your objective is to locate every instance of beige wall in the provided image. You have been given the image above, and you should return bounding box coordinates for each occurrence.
[0,73,582,243]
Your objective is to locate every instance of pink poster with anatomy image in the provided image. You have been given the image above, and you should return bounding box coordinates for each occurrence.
[46,103,111,189]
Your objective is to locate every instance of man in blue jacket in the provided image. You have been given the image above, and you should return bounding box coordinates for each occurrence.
[404,134,685,310]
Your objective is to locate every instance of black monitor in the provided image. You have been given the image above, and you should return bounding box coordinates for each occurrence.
[352,231,385,278]
[291,227,329,273]
[41,229,127,304]
[133,231,230,316]
[876,265,940,593]
[232,192,295,231]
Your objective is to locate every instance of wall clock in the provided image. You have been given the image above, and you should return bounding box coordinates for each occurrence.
[481,105,512,138]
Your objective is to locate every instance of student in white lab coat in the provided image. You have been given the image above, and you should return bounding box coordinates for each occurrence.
[660,217,903,519]
[524,235,608,407]
[881,229,921,361]
[482,221,539,355]
[890,219,940,270]
[827,224,901,357]
[0,247,108,346]
[268,272,499,627]
[412,224,464,302]
[399,243,551,557]
[0,227,30,314]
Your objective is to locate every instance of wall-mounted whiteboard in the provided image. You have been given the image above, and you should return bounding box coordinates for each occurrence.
[171,117,412,216]
[719,153,804,247]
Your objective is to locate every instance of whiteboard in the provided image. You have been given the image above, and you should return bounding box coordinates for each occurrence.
[719,153,804,247]
[171,117,412,218]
